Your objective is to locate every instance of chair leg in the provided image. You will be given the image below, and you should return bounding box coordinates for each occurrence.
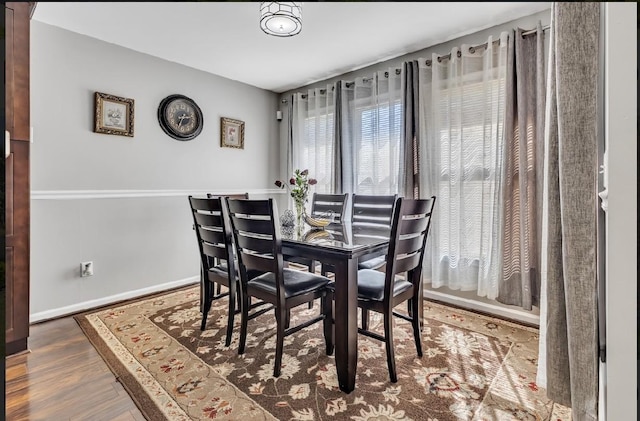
[384,311,397,383]
[199,265,206,313]
[411,295,423,357]
[274,305,287,378]
[224,284,236,347]
[238,288,250,355]
[236,282,242,312]
[361,309,369,331]
[216,283,222,296]
[285,310,291,329]
[308,261,316,309]
[200,281,212,331]
[322,293,334,355]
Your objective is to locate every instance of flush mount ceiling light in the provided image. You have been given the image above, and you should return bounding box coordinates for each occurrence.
[260,2,302,37]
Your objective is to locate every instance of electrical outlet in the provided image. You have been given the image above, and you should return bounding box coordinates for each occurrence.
[81,261,94,277]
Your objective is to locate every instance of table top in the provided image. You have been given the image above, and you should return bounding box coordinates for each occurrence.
[281,222,390,253]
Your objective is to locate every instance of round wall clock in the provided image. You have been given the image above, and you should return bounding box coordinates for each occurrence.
[157,94,204,141]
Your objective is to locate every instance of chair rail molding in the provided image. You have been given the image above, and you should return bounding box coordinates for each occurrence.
[31,189,286,200]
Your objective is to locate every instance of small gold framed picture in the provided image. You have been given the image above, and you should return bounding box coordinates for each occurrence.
[220,117,244,149]
[94,92,135,137]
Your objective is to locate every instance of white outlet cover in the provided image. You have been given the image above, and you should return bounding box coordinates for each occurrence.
[81,261,94,277]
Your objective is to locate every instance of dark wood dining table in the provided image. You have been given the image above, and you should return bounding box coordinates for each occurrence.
[281,222,402,394]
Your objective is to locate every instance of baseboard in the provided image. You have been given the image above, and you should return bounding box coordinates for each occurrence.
[423,289,540,327]
[29,276,200,323]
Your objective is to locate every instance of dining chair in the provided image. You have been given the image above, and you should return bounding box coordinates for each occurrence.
[189,193,248,347]
[320,193,397,277]
[326,195,436,382]
[285,193,349,271]
[226,198,334,378]
[284,193,349,309]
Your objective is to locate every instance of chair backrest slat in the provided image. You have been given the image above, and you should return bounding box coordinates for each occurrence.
[194,212,224,228]
[352,194,397,226]
[394,251,422,274]
[398,217,430,236]
[199,227,226,246]
[235,234,275,255]
[230,217,273,236]
[202,242,228,261]
[240,253,276,273]
[395,233,426,256]
[190,197,223,212]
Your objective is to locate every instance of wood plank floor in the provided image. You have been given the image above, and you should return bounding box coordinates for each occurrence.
[5,316,145,421]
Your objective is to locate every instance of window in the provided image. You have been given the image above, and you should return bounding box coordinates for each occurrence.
[300,113,334,194]
[435,77,504,262]
[350,99,403,195]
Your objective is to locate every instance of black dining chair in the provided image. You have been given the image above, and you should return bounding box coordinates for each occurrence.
[351,193,398,269]
[285,193,349,272]
[320,194,397,277]
[226,198,334,377]
[189,193,248,346]
[326,196,436,382]
[285,193,349,309]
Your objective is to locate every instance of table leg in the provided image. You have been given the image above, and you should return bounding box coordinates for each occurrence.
[333,257,359,393]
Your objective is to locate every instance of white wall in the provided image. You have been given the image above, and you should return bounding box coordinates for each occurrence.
[603,3,637,419]
[30,22,284,321]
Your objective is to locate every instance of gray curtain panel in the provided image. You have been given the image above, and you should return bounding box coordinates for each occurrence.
[497,24,546,310]
[402,60,420,199]
[287,94,295,180]
[544,2,600,419]
[337,81,355,194]
[332,81,343,194]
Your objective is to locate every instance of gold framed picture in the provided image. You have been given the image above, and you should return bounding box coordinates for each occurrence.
[220,117,244,149]
[94,92,135,137]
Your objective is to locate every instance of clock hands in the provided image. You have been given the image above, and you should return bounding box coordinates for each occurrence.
[177,113,192,127]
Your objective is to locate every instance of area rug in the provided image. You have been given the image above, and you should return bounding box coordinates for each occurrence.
[75,285,571,420]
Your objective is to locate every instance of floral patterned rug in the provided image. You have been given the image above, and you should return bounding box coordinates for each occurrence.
[75,285,571,420]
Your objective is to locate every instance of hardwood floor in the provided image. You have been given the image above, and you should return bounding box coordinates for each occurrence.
[5,316,145,421]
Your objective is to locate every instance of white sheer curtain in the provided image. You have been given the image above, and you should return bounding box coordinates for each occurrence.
[291,85,336,202]
[418,33,509,298]
[340,70,404,195]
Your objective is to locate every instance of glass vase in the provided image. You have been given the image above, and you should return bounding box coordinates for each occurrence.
[294,199,306,235]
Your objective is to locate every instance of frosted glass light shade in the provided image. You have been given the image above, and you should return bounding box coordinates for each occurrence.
[260,2,302,37]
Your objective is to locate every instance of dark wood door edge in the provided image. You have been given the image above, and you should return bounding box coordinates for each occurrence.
[6,338,28,356]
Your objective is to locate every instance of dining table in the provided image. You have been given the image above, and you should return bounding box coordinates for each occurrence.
[281,221,424,394]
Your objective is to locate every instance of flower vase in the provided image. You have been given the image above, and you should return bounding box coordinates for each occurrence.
[294,200,306,235]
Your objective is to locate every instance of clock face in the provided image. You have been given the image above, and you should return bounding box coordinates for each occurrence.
[158,95,203,141]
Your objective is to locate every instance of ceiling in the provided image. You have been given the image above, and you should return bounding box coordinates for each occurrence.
[32,2,550,93]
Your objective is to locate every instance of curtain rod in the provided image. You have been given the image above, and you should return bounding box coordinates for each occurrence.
[282,24,550,100]
[425,24,548,66]
[293,68,403,97]
[522,25,550,37]
[426,38,501,66]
